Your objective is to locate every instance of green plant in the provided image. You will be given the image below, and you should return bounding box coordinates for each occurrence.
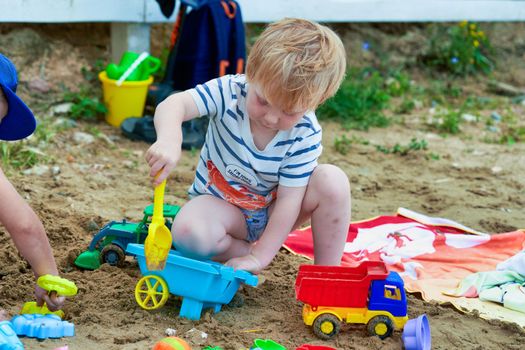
[333,134,353,155]
[80,59,105,83]
[440,110,462,134]
[432,109,462,134]
[422,21,493,75]
[1,142,45,170]
[386,70,412,97]
[427,152,441,160]
[376,138,428,156]
[64,88,107,121]
[62,60,108,121]
[395,98,416,114]
[318,68,390,130]
[499,125,525,145]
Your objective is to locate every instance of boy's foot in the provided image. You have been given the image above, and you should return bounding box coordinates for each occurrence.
[181,118,207,150]
[228,293,245,308]
[120,115,207,150]
[121,116,157,143]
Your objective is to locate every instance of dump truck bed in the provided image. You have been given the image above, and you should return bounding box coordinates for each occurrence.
[295,261,389,308]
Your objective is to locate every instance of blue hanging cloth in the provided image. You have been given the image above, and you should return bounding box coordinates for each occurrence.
[171,0,246,90]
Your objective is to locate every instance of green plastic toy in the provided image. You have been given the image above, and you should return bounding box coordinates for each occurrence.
[75,204,180,270]
[106,51,161,82]
[252,339,287,350]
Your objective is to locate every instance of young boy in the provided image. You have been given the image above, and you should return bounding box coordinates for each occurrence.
[146,18,351,273]
[0,53,65,314]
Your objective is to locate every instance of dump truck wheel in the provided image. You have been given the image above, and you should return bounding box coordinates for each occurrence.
[101,244,125,266]
[367,315,394,339]
[135,275,169,310]
[313,314,341,339]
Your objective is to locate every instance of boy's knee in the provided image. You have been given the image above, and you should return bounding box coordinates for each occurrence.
[172,220,208,252]
[312,164,350,201]
[172,217,229,257]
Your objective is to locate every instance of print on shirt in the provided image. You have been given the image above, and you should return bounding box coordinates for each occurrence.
[225,164,257,187]
[206,160,275,210]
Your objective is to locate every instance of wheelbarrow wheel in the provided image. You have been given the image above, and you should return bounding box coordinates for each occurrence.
[312,313,341,340]
[100,244,125,267]
[134,275,169,310]
[367,315,394,339]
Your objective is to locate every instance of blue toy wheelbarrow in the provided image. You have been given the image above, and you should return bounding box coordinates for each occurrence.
[126,244,258,320]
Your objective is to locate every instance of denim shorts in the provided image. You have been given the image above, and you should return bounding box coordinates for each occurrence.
[240,207,269,242]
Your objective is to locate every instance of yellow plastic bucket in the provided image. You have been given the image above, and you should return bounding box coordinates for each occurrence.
[98,71,153,127]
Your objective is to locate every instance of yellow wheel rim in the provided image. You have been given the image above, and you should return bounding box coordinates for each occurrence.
[320,321,334,335]
[374,323,388,336]
[135,275,169,310]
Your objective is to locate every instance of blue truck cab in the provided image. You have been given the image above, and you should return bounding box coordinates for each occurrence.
[368,271,408,317]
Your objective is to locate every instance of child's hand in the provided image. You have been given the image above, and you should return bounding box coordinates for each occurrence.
[225,254,263,274]
[145,139,182,185]
[35,285,65,311]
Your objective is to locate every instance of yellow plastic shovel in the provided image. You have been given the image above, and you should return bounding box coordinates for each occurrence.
[144,179,172,270]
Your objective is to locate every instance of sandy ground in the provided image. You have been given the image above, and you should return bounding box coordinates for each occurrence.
[0,23,524,349]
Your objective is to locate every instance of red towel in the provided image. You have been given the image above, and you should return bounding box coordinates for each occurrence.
[284,208,525,325]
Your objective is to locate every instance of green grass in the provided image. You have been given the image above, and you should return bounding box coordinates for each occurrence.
[1,112,75,171]
[376,138,429,156]
[1,142,43,170]
[318,68,391,130]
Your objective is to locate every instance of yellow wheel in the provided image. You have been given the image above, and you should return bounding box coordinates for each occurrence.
[321,320,335,334]
[312,314,341,340]
[367,315,394,339]
[134,275,169,310]
[374,322,388,335]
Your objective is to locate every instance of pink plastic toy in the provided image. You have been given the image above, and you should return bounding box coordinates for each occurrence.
[296,345,336,350]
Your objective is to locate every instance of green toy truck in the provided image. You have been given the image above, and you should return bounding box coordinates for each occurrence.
[75,204,180,270]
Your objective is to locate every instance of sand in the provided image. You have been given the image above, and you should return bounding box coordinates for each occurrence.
[0,22,524,350]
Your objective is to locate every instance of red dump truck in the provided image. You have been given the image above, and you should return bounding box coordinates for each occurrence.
[295,260,408,339]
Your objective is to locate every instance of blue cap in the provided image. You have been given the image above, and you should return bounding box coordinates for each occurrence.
[0,54,37,141]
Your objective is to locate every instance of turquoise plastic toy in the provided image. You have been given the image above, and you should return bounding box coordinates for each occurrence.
[106,51,161,81]
[126,243,258,320]
[0,321,23,350]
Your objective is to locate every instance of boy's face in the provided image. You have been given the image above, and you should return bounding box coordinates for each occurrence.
[246,84,306,132]
[0,88,7,121]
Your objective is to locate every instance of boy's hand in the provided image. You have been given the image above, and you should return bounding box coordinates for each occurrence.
[225,254,264,274]
[145,139,181,185]
[35,285,65,311]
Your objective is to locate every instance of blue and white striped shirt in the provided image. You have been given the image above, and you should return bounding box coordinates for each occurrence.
[187,74,322,210]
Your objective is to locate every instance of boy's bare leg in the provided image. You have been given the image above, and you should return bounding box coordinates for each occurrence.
[295,164,351,265]
[171,194,251,259]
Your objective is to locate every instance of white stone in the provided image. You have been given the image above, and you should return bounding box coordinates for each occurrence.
[73,132,95,144]
[51,103,73,115]
[165,328,177,336]
[22,165,49,176]
[461,113,478,122]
